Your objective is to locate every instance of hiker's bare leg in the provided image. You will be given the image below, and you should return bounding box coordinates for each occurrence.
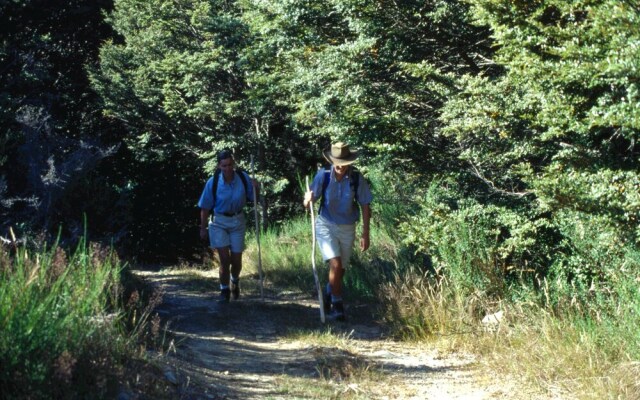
[230,252,243,279]
[217,246,232,286]
[328,257,345,297]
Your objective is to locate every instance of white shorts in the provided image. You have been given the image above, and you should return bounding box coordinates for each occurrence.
[209,213,246,253]
[315,215,356,269]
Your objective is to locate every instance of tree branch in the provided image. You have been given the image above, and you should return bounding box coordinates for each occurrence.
[468,160,533,198]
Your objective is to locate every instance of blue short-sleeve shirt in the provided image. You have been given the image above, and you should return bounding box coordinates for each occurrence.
[198,170,254,215]
[310,167,372,224]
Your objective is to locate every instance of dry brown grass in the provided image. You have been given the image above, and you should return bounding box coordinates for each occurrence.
[378,268,494,346]
[378,268,639,399]
[471,308,640,400]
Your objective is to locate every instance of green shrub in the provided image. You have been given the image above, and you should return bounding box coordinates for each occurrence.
[547,212,640,358]
[549,210,640,302]
[400,179,546,298]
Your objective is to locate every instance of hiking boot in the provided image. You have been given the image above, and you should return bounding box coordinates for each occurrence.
[218,288,231,303]
[231,281,240,300]
[323,284,331,314]
[329,301,346,322]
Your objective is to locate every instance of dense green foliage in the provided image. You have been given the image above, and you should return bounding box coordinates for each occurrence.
[85,0,497,258]
[433,0,640,300]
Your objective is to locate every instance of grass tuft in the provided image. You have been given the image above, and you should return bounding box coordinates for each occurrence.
[0,238,172,399]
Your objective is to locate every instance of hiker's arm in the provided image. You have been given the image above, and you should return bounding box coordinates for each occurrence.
[199,208,210,240]
[360,204,371,251]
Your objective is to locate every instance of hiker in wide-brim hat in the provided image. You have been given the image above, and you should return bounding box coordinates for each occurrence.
[303,141,373,321]
[322,142,359,166]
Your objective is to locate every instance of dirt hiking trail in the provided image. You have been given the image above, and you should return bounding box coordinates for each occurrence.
[133,266,548,400]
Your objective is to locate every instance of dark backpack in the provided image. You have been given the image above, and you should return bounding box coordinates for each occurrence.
[320,167,360,211]
[210,168,252,210]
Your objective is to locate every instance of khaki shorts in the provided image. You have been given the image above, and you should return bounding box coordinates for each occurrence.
[209,213,246,253]
[315,215,356,268]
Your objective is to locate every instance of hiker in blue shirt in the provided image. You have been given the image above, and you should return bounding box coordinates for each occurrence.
[199,150,258,303]
[303,142,373,321]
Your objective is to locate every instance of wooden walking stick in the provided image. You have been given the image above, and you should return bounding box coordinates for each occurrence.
[251,156,264,300]
[307,176,326,323]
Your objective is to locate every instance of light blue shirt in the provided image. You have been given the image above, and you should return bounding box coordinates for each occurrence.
[198,170,254,215]
[310,167,372,224]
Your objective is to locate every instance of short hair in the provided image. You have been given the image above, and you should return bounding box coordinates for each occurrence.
[217,149,234,163]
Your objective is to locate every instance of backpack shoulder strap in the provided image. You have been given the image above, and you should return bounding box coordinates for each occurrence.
[320,168,331,210]
[321,167,361,206]
[211,168,221,211]
[350,167,360,203]
[236,168,251,202]
[350,167,359,192]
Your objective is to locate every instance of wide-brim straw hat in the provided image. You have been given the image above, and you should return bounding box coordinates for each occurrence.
[323,142,358,166]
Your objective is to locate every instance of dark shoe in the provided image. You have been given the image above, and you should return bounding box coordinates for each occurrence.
[329,301,346,322]
[323,284,331,314]
[231,281,240,300]
[218,288,230,303]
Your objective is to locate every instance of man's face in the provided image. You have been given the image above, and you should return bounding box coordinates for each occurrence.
[334,164,349,178]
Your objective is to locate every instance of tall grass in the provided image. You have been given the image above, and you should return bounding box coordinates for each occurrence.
[379,269,479,342]
[378,257,640,398]
[0,239,141,399]
[244,216,319,291]
[471,284,640,399]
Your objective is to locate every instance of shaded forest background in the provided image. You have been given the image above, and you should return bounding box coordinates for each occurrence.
[2,0,639,298]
